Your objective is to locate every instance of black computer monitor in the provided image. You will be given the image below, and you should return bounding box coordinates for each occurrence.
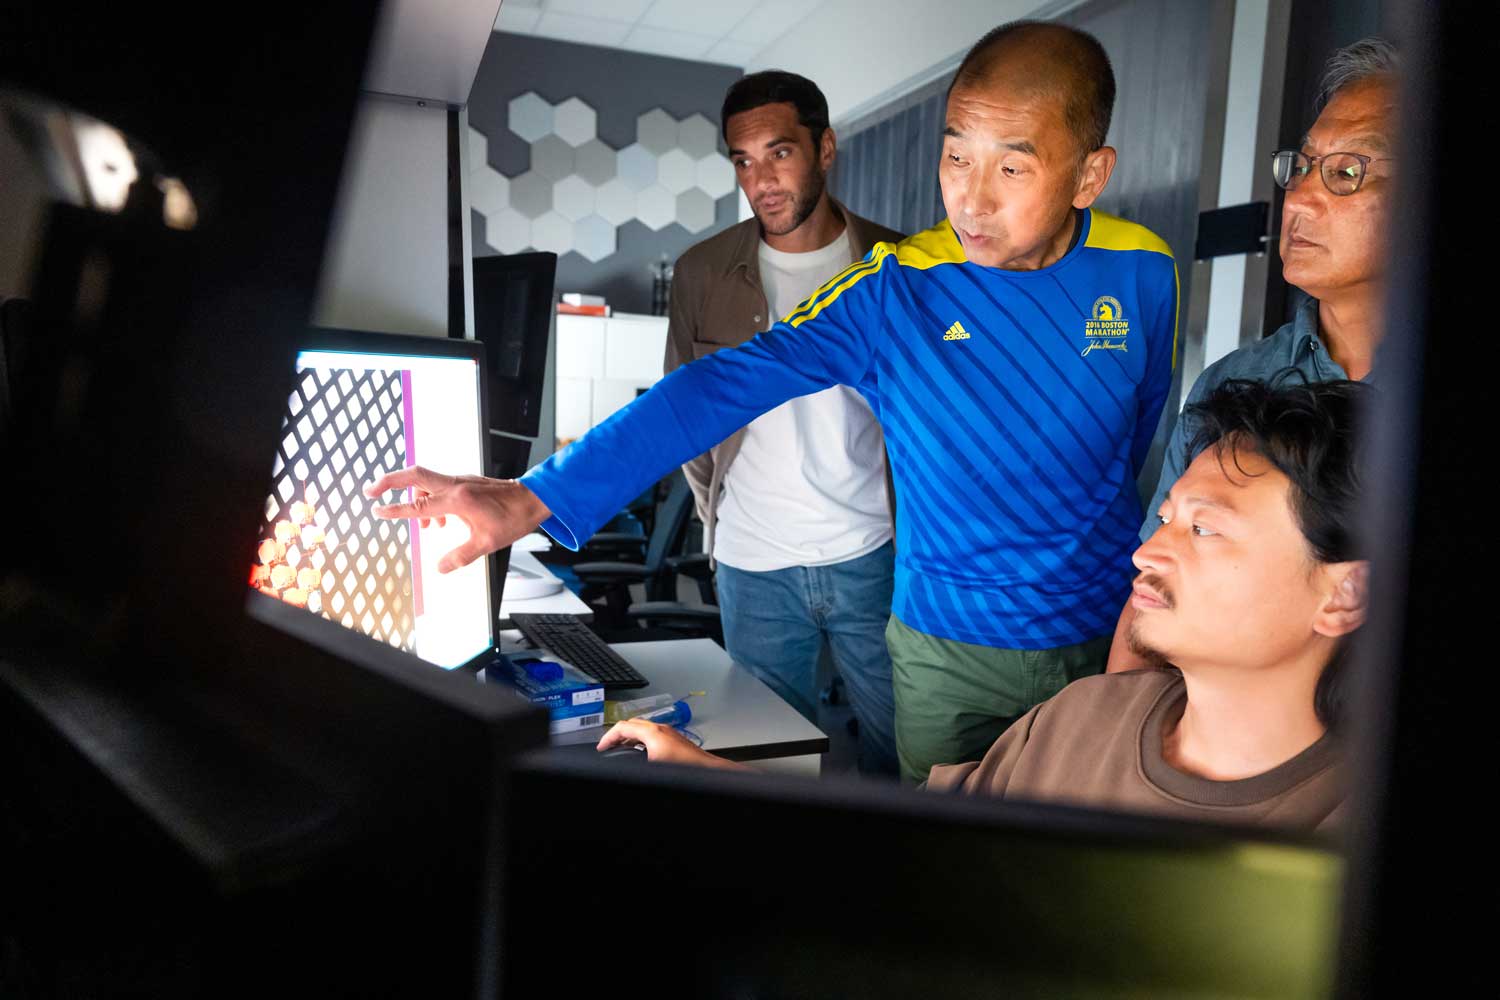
[249,327,501,670]
[501,756,1342,997]
[470,251,557,440]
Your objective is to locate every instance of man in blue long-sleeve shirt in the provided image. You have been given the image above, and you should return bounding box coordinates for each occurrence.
[366,21,1178,782]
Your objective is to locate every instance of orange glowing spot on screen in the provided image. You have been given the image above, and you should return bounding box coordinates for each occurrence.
[258,585,279,597]
[270,564,296,589]
[283,588,308,607]
[257,539,279,565]
[250,564,269,587]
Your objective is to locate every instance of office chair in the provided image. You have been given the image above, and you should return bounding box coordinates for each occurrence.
[572,474,696,624]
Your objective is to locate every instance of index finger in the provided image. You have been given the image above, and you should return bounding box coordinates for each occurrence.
[363,465,450,499]
[596,720,649,751]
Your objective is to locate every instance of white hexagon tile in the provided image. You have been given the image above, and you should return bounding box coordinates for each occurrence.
[552,97,597,147]
[507,92,553,143]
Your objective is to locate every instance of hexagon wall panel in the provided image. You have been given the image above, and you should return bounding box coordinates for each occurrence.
[676,188,715,234]
[697,154,736,199]
[468,167,508,215]
[510,170,553,219]
[657,149,697,195]
[483,207,531,255]
[636,109,678,154]
[552,175,595,222]
[473,102,735,260]
[530,134,576,181]
[616,142,658,191]
[594,178,637,226]
[679,114,718,158]
[531,211,573,255]
[574,215,617,263]
[508,92,553,143]
[468,126,489,171]
[637,184,676,231]
[553,97,597,147]
[574,139,617,186]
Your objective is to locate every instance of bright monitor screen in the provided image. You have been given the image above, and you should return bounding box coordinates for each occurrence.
[248,342,491,669]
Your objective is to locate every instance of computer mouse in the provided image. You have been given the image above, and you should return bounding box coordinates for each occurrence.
[599,744,650,761]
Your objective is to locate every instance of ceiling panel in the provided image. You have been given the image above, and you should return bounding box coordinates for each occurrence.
[493,0,830,68]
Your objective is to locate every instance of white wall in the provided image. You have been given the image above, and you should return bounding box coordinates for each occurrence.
[747,0,1055,126]
[314,96,453,337]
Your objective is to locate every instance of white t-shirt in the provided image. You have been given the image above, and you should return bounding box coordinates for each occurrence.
[712,229,893,572]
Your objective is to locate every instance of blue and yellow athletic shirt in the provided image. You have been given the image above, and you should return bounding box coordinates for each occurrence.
[522,210,1178,649]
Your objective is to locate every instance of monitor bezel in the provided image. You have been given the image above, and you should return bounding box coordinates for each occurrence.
[259,325,501,672]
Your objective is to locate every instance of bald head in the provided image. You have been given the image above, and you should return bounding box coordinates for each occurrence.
[949,21,1115,155]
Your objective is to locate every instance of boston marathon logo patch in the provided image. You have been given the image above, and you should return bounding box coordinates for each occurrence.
[1083,295,1129,357]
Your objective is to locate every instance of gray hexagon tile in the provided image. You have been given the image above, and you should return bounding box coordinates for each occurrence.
[637,184,676,232]
[676,188,716,234]
[696,154,736,199]
[616,142,658,191]
[468,126,489,171]
[510,170,553,219]
[553,97,597,147]
[483,206,531,255]
[553,175,595,222]
[531,211,574,255]
[657,149,697,195]
[636,109,678,154]
[574,139,616,186]
[468,167,508,215]
[573,215,617,263]
[679,114,718,158]
[594,178,637,226]
[530,134,576,181]
[508,92,553,143]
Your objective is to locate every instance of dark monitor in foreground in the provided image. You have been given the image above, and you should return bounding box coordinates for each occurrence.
[249,329,496,670]
[471,251,556,439]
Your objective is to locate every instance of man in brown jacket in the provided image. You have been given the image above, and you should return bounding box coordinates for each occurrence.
[663,71,904,777]
[599,379,1366,833]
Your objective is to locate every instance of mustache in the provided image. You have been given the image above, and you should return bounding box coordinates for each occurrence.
[1134,572,1175,609]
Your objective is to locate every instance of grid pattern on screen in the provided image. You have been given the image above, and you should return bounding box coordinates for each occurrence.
[250,366,416,651]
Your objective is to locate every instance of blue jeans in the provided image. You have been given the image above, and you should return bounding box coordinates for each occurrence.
[715,542,899,778]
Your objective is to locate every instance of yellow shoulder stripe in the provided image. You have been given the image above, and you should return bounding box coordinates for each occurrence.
[782,220,966,330]
[1085,210,1174,258]
[892,219,967,270]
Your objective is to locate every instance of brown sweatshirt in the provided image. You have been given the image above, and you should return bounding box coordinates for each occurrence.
[926,669,1346,832]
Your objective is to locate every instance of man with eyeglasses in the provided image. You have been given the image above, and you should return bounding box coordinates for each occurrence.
[1106,36,1395,673]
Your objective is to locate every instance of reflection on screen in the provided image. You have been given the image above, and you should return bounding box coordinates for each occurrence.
[249,349,490,669]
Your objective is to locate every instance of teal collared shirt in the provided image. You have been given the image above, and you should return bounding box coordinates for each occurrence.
[1140,296,1372,541]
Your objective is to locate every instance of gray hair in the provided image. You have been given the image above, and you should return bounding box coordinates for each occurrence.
[1317,36,1399,110]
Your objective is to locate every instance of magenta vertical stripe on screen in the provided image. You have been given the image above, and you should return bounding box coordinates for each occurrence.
[402,369,422,618]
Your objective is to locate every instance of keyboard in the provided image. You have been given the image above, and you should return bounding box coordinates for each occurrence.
[508,613,650,691]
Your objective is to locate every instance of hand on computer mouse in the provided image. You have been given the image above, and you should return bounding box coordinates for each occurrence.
[596,720,750,772]
[363,466,552,573]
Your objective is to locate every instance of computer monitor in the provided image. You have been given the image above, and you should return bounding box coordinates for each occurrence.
[470,251,556,440]
[249,328,498,670]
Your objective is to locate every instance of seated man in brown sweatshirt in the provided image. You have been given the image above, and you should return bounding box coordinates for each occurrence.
[598,378,1368,832]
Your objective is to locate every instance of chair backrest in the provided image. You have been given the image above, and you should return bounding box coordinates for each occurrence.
[642,474,694,573]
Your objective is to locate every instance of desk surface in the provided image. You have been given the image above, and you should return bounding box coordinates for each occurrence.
[542,638,829,763]
[498,548,592,626]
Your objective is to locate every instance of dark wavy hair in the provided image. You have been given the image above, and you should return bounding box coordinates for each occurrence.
[1183,374,1370,729]
[721,70,830,151]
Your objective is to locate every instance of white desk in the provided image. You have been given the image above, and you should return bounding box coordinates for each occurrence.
[531,638,830,776]
[498,548,592,626]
